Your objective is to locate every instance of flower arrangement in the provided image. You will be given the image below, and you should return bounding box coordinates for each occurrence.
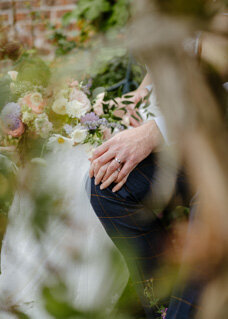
[0,69,135,161]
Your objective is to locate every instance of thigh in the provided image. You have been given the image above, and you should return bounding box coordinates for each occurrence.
[90,153,167,269]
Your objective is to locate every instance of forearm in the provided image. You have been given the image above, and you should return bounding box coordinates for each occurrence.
[137,73,153,92]
[142,120,163,152]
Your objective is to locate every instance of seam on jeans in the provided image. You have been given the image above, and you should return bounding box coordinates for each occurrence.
[171,295,201,310]
[97,207,143,219]
[91,193,130,203]
[112,227,160,239]
[127,250,167,260]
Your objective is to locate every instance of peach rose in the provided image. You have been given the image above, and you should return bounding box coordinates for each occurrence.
[6,120,25,137]
[20,92,45,114]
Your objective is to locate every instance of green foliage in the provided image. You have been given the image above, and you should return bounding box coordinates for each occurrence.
[0,153,18,270]
[69,0,111,22]
[42,283,86,319]
[15,54,51,88]
[62,0,131,31]
[49,28,77,56]
[0,75,12,110]
[90,54,144,99]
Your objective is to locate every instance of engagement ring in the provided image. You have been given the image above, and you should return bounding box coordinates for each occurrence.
[115,158,122,164]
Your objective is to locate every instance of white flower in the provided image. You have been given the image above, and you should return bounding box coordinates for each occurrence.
[22,111,35,124]
[8,71,18,81]
[30,158,47,166]
[64,124,73,135]
[66,100,87,118]
[52,97,68,115]
[66,88,91,118]
[71,126,88,144]
[122,114,130,126]
[34,113,53,138]
[56,88,69,99]
[47,134,73,152]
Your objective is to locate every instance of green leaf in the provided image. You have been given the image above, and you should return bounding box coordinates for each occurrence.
[122,100,134,105]
[131,115,140,122]
[123,95,134,99]
[136,111,143,119]
[112,115,122,121]
[135,100,142,109]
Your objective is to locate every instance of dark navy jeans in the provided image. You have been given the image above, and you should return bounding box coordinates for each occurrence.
[90,153,203,318]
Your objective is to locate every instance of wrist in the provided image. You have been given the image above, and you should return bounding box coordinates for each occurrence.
[144,120,163,152]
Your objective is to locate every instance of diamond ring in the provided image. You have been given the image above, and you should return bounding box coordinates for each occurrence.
[115,157,122,164]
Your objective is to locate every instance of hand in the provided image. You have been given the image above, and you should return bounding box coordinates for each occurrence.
[93,88,149,127]
[90,120,162,192]
[113,88,149,127]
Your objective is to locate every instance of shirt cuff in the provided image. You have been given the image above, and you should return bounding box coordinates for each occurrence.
[154,116,170,145]
[145,85,170,144]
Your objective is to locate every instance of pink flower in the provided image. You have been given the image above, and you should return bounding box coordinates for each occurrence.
[70,80,79,87]
[6,120,25,137]
[161,308,168,319]
[20,92,45,114]
[93,92,105,116]
[102,127,112,140]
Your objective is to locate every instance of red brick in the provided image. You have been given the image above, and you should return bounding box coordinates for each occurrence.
[15,12,31,21]
[0,13,9,23]
[0,2,11,10]
[45,0,77,5]
[15,0,42,10]
[40,10,51,19]
[56,9,72,18]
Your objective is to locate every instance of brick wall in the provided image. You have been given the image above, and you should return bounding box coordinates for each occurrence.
[0,0,77,57]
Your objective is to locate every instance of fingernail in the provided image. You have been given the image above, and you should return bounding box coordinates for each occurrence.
[100,185,104,190]
[112,188,116,193]
[95,180,98,185]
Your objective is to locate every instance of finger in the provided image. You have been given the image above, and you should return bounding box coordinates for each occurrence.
[116,161,135,183]
[100,170,118,190]
[95,163,109,185]
[89,162,95,178]
[93,150,115,176]
[91,142,110,161]
[101,159,121,182]
[130,115,141,127]
[112,175,129,192]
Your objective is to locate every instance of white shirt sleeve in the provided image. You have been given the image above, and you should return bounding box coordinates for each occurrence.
[154,116,170,145]
[145,85,170,145]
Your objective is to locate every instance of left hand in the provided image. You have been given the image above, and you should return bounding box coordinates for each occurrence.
[90,120,162,192]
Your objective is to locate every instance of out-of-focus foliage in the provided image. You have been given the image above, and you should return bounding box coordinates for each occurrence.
[49,0,131,56]
[63,0,131,32]
[0,75,12,110]
[90,54,145,98]
[0,36,22,61]
[0,153,17,269]
[14,54,51,88]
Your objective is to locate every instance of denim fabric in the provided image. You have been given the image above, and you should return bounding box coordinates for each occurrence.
[90,153,202,318]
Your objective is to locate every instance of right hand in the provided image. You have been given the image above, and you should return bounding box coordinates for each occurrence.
[113,88,149,127]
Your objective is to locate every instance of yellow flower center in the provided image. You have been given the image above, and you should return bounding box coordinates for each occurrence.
[58,137,65,144]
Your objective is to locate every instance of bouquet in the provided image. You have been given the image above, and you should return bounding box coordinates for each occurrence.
[0,68,138,162]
